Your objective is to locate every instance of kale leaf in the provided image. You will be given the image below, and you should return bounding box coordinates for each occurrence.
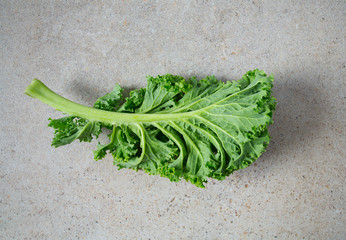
[25,70,276,187]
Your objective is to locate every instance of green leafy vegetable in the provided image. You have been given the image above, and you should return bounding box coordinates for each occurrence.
[24,69,276,187]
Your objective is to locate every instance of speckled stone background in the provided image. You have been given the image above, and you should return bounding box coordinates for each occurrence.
[0,1,345,239]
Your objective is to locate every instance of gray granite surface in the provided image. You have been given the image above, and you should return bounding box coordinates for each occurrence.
[0,1,345,239]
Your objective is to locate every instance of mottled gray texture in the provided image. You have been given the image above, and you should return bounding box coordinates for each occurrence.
[0,1,345,239]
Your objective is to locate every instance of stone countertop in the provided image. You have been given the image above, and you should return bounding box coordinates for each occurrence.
[1,1,344,239]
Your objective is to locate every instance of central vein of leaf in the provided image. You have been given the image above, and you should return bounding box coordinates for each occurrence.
[24,77,259,125]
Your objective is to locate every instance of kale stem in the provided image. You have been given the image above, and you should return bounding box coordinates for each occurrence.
[24,79,191,124]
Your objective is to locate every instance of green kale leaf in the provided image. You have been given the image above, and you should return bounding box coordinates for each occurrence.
[25,69,276,187]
